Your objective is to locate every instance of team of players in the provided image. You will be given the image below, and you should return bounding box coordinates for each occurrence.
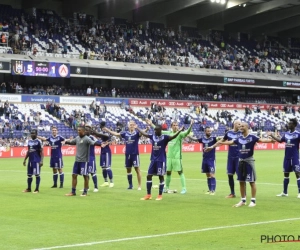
[22,118,300,206]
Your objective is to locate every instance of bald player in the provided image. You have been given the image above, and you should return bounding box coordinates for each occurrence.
[206,122,275,207]
[221,120,242,198]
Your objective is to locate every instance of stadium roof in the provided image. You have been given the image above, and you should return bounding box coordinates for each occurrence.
[70,0,300,37]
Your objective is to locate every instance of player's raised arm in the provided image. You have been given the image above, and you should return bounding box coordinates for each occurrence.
[218,140,235,145]
[135,125,150,138]
[258,137,276,143]
[267,131,282,143]
[142,126,150,133]
[90,130,110,140]
[168,127,184,142]
[37,135,47,142]
[203,139,226,152]
[64,138,76,145]
[181,119,194,137]
[102,127,121,138]
[145,118,155,128]
[187,135,198,141]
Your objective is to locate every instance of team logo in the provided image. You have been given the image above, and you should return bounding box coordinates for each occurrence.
[242,145,246,150]
[128,136,131,140]
[13,60,25,75]
[0,62,3,70]
[287,139,291,144]
[58,64,69,77]
[205,143,208,148]
[154,142,157,146]
[76,67,82,74]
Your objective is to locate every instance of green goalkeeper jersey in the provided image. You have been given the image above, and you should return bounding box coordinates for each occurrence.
[162,127,191,159]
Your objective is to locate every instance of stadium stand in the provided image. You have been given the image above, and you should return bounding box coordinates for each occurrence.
[1,98,299,148]
[0,4,299,77]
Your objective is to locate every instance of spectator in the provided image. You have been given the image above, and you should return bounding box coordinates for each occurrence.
[112,88,116,97]
[1,82,6,93]
[86,86,92,96]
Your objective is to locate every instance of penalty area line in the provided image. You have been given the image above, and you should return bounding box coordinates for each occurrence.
[31,217,300,250]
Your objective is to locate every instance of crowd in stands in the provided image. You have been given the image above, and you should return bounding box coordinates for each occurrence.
[0,5,299,76]
[1,94,300,148]
[0,79,292,105]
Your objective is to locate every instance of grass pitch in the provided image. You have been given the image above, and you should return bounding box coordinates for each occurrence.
[1,151,300,250]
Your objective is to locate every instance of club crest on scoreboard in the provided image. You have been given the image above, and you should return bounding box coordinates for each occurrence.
[12,60,25,74]
[58,64,69,77]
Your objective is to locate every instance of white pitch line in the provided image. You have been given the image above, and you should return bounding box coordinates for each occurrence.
[0,170,295,186]
[31,217,300,250]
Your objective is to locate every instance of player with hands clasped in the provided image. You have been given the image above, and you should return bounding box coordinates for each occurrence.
[23,130,44,194]
[189,127,221,195]
[135,124,184,201]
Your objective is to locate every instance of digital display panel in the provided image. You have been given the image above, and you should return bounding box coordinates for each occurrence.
[11,60,70,78]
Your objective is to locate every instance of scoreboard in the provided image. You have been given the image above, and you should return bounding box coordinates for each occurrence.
[11,60,70,78]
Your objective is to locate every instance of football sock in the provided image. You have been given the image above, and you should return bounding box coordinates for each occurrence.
[251,198,256,204]
[180,173,186,189]
[159,181,164,195]
[59,172,64,184]
[92,174,98,188]
[72,188,76,194]
[207,177,212,191]
[228,175,235,194]
[211,177,216,192]
[27,176,33,190]
[102,168,108,182]
[297,178,300,193]
[241,198,246,203]
[283,177,289,194]
[36,175,41,190]
[127,173,133,186]
[53,173,58,185]
[166,175,171,189]
[146,181,152,195]
[107,168,113,182]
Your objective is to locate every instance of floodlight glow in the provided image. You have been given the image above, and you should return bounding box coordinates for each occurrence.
[221,0,226,4]
[216,0,220,3]
[210,0,216,2]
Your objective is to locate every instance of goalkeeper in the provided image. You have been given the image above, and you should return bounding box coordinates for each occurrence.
[145,118,194,194]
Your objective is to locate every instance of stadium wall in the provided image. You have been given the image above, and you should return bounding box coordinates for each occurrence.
[0,93,295,110]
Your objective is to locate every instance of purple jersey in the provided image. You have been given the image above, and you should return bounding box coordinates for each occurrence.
[46,135,65,159]
[233,134,260,159]
[88,135,101,158]
[100,131,111,154]
[28,139,43,162]
[120,130,140,155]
[198,137,217,159]
[223,130,242,158]
[149,134,170,162]
[280,131,300,160]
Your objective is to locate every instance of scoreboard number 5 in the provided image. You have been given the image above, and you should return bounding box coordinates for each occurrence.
[27,64,33,73]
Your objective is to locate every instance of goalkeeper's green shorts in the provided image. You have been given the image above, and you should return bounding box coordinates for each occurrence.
[166,158,182,172]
